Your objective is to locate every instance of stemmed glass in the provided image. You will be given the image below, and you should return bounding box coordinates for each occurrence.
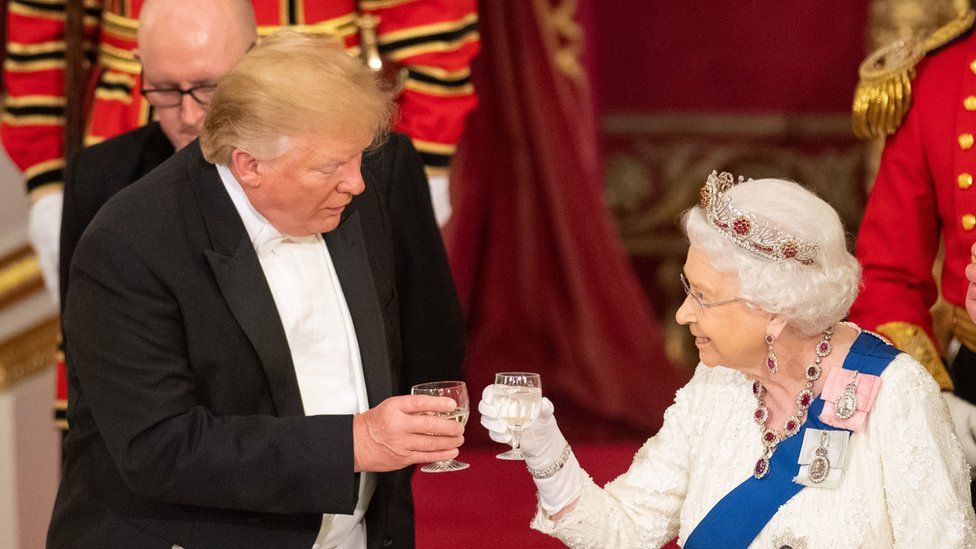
[493,372,542,460]
[410,381,470,473]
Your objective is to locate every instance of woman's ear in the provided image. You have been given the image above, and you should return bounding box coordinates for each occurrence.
[766,316,789,339]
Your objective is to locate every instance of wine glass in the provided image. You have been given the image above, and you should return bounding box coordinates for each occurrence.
[492,372,542,460]
[410,381,470,473]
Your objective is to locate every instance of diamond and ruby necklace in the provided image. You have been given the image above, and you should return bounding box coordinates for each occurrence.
[752,326,834,479]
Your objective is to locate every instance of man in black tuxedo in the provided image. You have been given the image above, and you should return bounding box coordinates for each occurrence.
[48,26,466,549]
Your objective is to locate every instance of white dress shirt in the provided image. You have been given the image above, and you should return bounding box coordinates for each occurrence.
[217,164,374,549]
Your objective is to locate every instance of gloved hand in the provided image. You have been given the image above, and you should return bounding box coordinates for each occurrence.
[28,191,63,306]
[479,385,585,513]
[943,392,976,477]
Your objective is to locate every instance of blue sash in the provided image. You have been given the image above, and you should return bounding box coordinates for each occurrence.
[684,331,899,549]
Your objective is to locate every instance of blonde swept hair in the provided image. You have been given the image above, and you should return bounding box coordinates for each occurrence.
[200,29,394,163]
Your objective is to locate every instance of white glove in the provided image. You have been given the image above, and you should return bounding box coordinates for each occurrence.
[479,385,585,513]
[28,191,63,306]
[427,173,452,227]
[943,392,976,477]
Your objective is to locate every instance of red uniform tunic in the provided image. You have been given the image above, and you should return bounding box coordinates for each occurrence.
[848,25,976,392]
[2,0,479,429]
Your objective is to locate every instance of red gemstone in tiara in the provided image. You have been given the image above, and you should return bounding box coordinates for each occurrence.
[782,242,798,258]
[732,217,751,235]
[699,171,820,265]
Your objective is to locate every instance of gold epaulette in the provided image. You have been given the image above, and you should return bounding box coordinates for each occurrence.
[852,9,976,140]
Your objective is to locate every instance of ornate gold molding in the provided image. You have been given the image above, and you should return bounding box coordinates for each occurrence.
[602,112,866,251]
[0,317,58,393]
[0,245,55,392]
[0,245,44,311]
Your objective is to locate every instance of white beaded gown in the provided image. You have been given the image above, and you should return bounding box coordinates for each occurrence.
[532,352,976,548]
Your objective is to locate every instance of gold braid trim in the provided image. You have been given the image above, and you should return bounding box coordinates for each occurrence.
[852,9,976,140]
[875,321,954,391]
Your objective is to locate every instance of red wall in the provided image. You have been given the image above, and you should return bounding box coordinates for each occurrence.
[589,2,873,114]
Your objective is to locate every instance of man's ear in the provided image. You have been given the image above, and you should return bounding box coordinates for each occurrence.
[229,148,261,188]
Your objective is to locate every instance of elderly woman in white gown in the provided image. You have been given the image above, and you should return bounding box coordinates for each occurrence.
[480,172,976,548]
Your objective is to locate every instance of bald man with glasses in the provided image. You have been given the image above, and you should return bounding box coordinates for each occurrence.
[58,0,257,308]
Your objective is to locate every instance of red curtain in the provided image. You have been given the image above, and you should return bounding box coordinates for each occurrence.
[449,0,684,435]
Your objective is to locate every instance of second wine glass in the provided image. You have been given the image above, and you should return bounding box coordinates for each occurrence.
[493,372,542,460]
[410,381,470,473]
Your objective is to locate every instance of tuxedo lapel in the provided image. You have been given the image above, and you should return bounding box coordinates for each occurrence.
[325,210,393,407]
[185,143,306,417]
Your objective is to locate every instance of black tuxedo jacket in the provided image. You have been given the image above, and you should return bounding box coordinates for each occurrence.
[48,132,464,548]
[59,122,174,308]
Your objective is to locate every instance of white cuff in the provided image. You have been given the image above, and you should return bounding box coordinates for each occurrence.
[534,453,585,514]
[427,174,452,227]
[28,191,63,305]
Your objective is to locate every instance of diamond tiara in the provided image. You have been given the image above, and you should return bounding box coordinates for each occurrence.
[699,171,820,265]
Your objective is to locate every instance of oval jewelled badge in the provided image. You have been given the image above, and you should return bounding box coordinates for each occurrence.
[834,372,859,420]
[808,451,830,483]
[808,430,831,484]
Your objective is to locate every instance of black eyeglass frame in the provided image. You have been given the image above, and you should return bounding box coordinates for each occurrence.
[139,69,218,108]
[137,41,258,108]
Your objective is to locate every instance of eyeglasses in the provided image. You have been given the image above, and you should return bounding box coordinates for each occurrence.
[680,271,741,311]
[140,83,217,109]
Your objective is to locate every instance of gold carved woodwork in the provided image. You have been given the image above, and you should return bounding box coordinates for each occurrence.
[0,245,44,310]
[0,246,56,393]
[0,317,58,393]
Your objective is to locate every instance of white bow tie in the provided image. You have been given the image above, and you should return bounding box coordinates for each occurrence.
[253,227,319,258]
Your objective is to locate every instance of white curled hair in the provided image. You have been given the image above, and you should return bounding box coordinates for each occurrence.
[682,178,861,336]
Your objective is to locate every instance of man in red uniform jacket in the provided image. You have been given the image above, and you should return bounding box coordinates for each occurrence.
[850,9,976,487]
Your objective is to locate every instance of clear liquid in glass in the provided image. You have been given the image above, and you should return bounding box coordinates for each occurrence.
[411,381,470,473]
[494,385,542,428]
[493,372,542,460]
